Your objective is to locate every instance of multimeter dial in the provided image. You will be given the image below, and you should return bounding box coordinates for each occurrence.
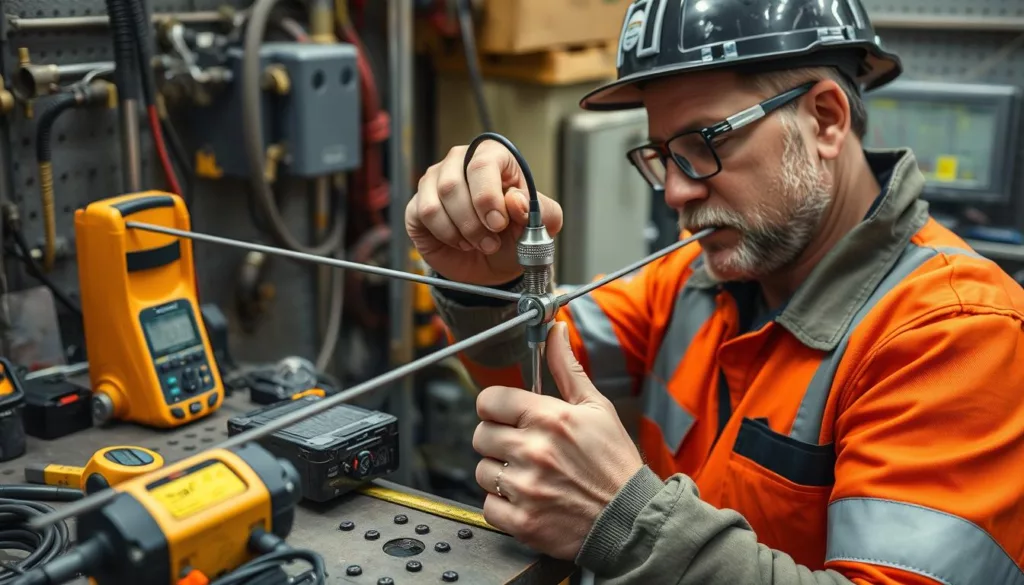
[139,300,217,408]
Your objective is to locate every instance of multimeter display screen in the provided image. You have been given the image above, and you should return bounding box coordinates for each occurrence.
[145,311,199,353]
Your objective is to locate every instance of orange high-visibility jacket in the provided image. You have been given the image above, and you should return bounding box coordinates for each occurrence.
[433,149,1024,584]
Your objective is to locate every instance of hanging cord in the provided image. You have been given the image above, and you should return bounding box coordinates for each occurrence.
[241,0,345,255]
[124,0,183,197]
[455,0,493,131]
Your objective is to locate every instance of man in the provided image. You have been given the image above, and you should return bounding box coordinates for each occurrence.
[406,0,1024,583]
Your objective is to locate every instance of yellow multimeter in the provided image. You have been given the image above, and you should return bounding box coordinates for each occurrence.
[26,446,165,494]
[75,191,224,428]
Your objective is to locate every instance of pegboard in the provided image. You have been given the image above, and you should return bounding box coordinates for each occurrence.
[0,0,328,367]
[863,0,1023,17]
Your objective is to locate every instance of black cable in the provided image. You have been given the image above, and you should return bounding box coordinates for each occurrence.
[124,0,157,108]
[0,496,76,585]
[6,233,82,316]
[159,115,195,207]
[455,0,494,132]
[463,132,539,213]
[103,0,139,102]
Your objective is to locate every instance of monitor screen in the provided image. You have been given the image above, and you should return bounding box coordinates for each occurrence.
[861,80,1020,205]
[864,97,997,191]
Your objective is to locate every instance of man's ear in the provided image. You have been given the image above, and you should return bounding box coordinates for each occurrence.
[802,79,850,161]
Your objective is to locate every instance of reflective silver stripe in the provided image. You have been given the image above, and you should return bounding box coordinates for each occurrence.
[827,498,1024,585]
[790,243,991,443]
[641,283,717,454]
[567,294,633,401]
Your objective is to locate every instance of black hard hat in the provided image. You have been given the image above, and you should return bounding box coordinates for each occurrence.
[580,0,903,111]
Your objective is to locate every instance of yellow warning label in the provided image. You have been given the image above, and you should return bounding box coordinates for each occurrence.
[149,462,246,520]
[935,156,959,182]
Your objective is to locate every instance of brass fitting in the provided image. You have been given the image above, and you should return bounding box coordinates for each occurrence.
[264,144,286,183]
[261,64,290,95]
[0,76,14,115]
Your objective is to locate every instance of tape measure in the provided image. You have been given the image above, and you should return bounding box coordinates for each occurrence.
[0,357,27,462]
[74,192,224,428]
[25,446,165,494]
[16,443,310,585]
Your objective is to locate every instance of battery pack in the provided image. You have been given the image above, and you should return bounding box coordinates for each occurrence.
[21,375,93,440]
[227,396,399,502]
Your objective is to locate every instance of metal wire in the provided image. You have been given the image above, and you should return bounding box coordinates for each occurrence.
[26,309,539,530]
[557,228,716,306]
[125,221,523,302]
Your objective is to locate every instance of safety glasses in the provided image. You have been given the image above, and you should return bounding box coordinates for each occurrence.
[626,82,815,189]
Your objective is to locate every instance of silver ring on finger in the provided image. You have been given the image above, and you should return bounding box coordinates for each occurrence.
[495,461,509,498]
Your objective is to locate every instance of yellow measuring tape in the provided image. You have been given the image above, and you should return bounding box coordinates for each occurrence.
[358,484,498,532]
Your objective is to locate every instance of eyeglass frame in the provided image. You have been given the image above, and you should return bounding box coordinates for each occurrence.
[625,81,817,187]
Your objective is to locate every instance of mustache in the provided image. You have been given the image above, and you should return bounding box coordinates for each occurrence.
[678,205,747,232]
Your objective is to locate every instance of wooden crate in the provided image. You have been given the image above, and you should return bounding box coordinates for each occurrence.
[475,0,630,55]
[431,41,618,86]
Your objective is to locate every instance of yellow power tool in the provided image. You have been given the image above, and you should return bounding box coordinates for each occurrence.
[15,443,314,585]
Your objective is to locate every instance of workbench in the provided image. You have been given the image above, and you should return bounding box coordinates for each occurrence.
[0,381,576,585]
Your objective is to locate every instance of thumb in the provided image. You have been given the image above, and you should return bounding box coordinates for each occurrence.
[504,189,563,236]
[547,322,598,405]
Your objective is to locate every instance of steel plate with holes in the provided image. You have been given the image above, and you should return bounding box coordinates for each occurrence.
[0,381,575,585]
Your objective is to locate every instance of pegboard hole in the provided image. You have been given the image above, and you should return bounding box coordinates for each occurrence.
[55,50,64,58]
[28,211,37,220]
[88,168,98,179]
[35,10,43,16]
[60,172,69,183]
[68,9,77,15]
[13,162,20,172]
[57,133,66,144]
[21,137,30,148]
[106,126,115,137]
[312,70,325,91]
[52,9,59,16]
[341,66,354,87]
[25,176,34,187]
[63,205,72,213]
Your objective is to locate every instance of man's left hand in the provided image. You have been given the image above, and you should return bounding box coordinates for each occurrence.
[473,321,645,560]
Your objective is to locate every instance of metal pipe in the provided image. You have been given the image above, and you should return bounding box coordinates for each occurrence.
[5,11,228,32]
[17,61,114,98]
[388,0,416,487]
[557,228,716,306]
[125,221,523,302]
[26,308,540,531]
[871,14,1024,32]
[119,99,142,192]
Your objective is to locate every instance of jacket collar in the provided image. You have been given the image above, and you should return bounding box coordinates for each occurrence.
[686,148,930,351]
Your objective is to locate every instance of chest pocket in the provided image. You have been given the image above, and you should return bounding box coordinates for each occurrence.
[675,244,962,569]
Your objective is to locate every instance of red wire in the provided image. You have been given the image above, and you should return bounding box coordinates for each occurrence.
[147,105,183,198]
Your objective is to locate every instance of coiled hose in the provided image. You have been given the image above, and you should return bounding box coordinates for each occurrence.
[35,83,113,272]
[34,91,78,272]
[0,486,82,585]
[242,0,344,256]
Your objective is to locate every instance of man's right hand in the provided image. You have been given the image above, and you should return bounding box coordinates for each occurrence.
[406,141,563,287]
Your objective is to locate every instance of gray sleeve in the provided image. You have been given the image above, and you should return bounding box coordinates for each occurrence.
[576,467,856,585]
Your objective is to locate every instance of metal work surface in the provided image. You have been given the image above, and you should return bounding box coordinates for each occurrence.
[0,387,574,585]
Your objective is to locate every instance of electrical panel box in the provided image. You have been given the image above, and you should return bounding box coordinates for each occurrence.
[558,109,653,285]
[192,42,361,180]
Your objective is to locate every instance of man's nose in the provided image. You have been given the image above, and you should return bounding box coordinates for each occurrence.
[662,163,709,209]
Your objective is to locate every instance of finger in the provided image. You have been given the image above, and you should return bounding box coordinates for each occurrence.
[477,385,545,427]
[437,153,501,254]
[483,492,523,535]
[505,190,563,236]
[546,322,597,405]
[475,457,509,498]
[472,421,522,460]
[414,167,473,251]
[465,141,521,233]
